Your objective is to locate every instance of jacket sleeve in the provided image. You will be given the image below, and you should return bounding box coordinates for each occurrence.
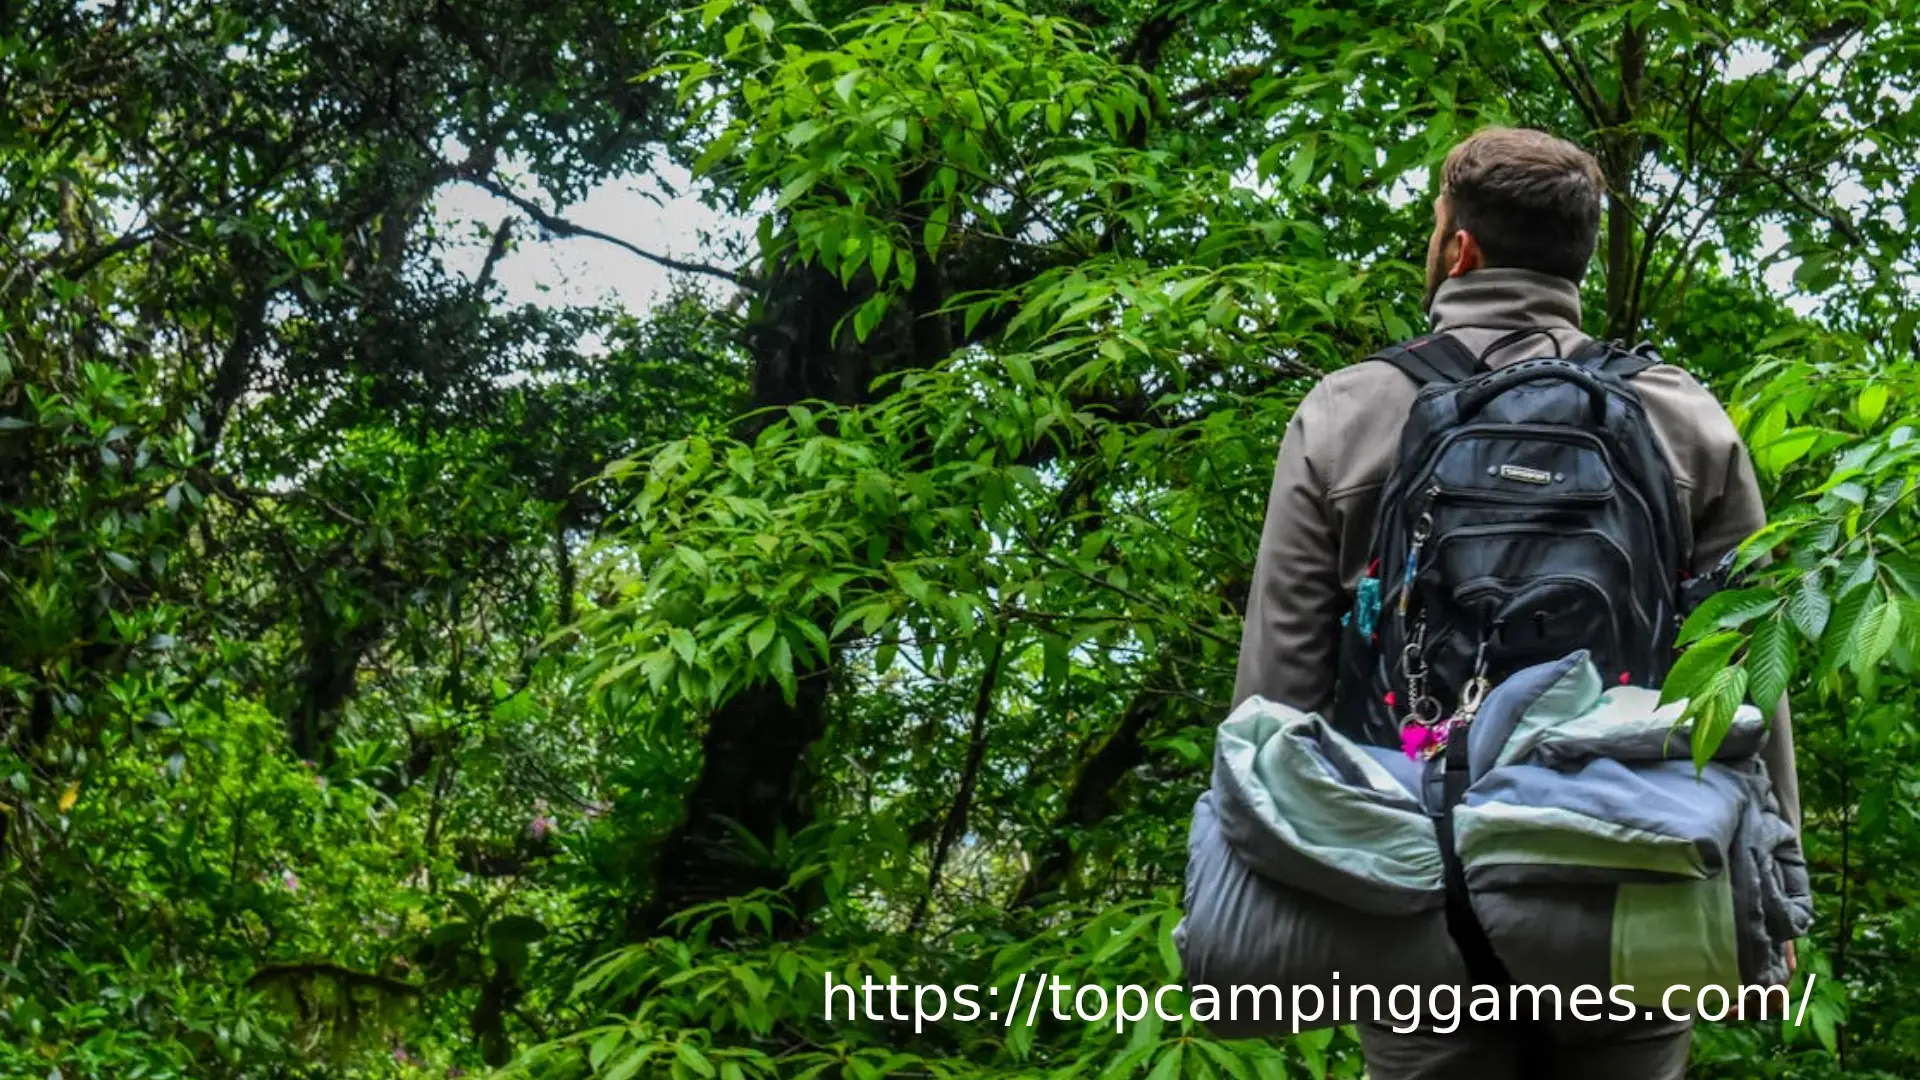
[1692,412,1804,832]
[1233,382,1347,716]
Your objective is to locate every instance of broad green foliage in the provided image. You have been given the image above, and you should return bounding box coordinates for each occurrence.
[9,0,1920,1078]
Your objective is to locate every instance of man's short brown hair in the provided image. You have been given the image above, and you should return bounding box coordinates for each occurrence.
[1442,127,1606,283]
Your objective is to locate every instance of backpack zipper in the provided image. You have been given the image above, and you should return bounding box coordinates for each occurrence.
[1427,483,1612,507]
[1398,506,1435,618]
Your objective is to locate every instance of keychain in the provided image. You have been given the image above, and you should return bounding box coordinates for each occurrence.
[1401,637,1491,762]
[1421,674,1490,760]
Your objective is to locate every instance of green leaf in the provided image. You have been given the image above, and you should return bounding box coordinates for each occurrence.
[1146,1045,1183,1080]
[1677,587,1780,644]
[1689,665,1748,770]
[1852,589,1901,676]
[488,915,546,974]
[1884,552,1920,598]
[852,293,889,342]
[1733,519,1800,575]
[748,615,778,657]
[490,914,547,944]
[1838,550,1877,596]
[428,920,472,948]
[1755,428,1823,475]
[1286,138,1318,190]
[1659,631,1743,708]
[1042,633,1069,686]
[748,6,775,37]
[1094,912,1157,963]
[1819,583,1877,674]
[590,1029,625,1070]
[604,1047,655,1080]
[1812,1000,1838,1054]
[776,167,821,209]
[923,204,950,259]
[1294,1026,1333,1079]
[1157,907,1182,980]
[833,69,861,104]
[1194,1041,1255,1080]
[676,1043,717,1079]
[675,546,710,577]
[768,636,796,702]
[1858,382,1890,427]
[669,627,699,666]
[1745,614,1796,711]
[1786,576,1833,643]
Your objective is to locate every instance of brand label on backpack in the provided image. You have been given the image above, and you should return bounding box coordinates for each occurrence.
[1497,464,1553,485]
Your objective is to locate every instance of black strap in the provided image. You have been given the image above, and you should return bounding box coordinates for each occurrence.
[1473,326,1565,365]
[1435,734,1510,987]
[1434,733,1551,1060]
[1369,331,1664,388]
[1572,338,1659,380]
[1367,333,1483,387]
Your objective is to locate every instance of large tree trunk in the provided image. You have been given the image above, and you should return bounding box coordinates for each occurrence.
[629,260,871,937]
[1600,22,1647,342]
[1011,671,1171,908]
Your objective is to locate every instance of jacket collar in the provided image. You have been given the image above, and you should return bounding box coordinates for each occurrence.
[1426,268,1584,335]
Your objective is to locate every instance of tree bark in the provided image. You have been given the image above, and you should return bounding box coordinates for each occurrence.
[1601,21,1646,342]
[1012,670,1172,907]
[911,633,1008,930]
[628,259,866,938]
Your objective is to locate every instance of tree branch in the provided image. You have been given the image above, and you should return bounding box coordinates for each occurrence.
[472,216,515,297]
[1639,31,1864,318]
[1627,43,1722,327]
[1532,34,1607,132]
[909,630,1007,931]
[460,172,752,289]
[1011,663,1172,907]
[1175,60,1296,111]
[1116,1,1186,72]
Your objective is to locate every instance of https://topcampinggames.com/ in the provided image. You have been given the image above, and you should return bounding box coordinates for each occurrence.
[821,970,1820,1035]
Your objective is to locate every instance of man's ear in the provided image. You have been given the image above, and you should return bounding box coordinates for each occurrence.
[1448,229,1484,277]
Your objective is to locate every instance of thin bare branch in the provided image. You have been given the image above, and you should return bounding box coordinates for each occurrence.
[460,172,752,289]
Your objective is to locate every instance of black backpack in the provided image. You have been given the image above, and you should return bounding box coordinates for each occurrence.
[1331,330,1688,750]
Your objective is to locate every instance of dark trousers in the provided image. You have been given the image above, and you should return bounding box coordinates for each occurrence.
[1356,1014,1692,1079]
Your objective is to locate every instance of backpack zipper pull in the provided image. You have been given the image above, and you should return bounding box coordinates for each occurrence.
[1399,511,1434,617]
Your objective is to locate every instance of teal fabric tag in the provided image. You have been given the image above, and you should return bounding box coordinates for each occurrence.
[1342,576,1382,639]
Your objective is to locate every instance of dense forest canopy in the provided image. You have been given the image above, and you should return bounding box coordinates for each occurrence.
[2,0,1917,1076]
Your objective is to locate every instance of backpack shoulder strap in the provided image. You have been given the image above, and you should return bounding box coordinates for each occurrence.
[1365,333,1482,387]
[1572,338,1660,379]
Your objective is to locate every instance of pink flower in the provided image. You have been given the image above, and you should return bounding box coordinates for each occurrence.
[529,815,554,840]
[281,869,300,893]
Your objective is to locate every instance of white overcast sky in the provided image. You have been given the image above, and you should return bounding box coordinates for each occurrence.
[429,160,750,313]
